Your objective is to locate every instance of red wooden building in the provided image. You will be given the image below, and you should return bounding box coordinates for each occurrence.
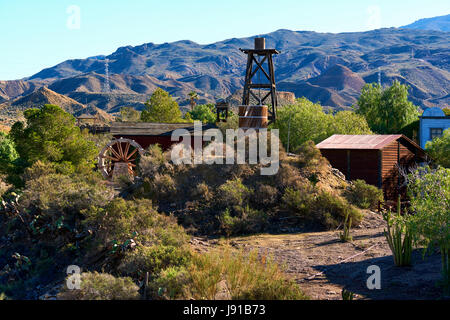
[316,135,428,200]
[111,122,217,150]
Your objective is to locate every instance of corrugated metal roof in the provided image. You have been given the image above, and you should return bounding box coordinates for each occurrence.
[316,135,403,150]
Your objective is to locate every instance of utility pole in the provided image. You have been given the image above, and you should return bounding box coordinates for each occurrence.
[104,58,110,93]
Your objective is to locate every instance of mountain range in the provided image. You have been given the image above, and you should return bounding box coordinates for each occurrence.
[1,15,449,126]
[402,14,450,32]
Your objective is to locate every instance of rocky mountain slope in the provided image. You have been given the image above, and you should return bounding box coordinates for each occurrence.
[402,14,450,32]
[1,26,449,117]
[0,87,112,126]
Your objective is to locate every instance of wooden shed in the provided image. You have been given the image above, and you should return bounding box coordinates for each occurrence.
[110,122,217,151]
[316,135,428,200]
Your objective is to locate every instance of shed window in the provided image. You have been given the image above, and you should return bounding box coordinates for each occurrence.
[430,128,443,140]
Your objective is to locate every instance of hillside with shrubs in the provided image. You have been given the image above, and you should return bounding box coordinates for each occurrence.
[0,102,384,300]
[1,84,448,300]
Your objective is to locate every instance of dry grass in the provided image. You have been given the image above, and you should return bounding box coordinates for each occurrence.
[185,247,308,300]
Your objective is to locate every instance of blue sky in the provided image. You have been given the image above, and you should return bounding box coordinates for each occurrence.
[0,0,449,80]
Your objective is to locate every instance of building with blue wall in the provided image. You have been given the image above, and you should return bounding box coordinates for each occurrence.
[419,107,450,148]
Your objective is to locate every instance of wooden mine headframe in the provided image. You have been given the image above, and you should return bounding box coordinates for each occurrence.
[240,38,280,123]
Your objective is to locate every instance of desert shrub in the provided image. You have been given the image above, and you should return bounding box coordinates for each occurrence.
[185,248,308,300]
[313,192,362,229]
[191,182,213,202]
[0,175,11,198]
[142,174,177,201]
[217,112,239,131]
[252,184,278,207]
[83,198,188,248]
[283,188,362,229]
[275,163,305,189]
[282,187,314,217]
[218,178,252,207]
[220,206,269,236]
[345,179,384,209]
[19,171,114,229]
[118,245,191,278]
[148,266,189,300]
[22,161,57,181]
[294,140,327,170]
[219,209,241,236]
[58,272,140,300]
[139,144,166,177]
[407,166,450,292]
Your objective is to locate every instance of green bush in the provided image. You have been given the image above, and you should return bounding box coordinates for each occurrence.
[118,245,191,278]
[218,178,252,207]
[189,104,216,124]
[82,198,188,249]
[10,104,98,171]
[58,272,140,300]
[148,266,189,300]
[313,192,363,229]
[345,180,384,209]
[283,188,362,229]
[282,187,314,217]
[219,206,269,236]
[426,128,450,168]
[294,140,327,169]
[0,132,19,172]
[19,170,114,230]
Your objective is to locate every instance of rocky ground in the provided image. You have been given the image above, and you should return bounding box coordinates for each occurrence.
[39,210,444,300]
[192,210,445,300]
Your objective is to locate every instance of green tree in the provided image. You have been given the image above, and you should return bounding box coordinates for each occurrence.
[330,111,373,135]
[357,81,419,134]
[119,107,141,122]
[426,128,450,168]
[274,98,333,150]
[274,98,372,152]
[0,132,19,172]
[189,104,216,124]
[10,104,98,171]
[188,91,199,111]
[141,88,182,123]
[407,166,450,293]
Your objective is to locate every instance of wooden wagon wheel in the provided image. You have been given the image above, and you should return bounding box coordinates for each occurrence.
[98,138,145,179]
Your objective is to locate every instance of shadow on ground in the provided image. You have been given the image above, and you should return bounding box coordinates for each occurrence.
[312,249,444,300]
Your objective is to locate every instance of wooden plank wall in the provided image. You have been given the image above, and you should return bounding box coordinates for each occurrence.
[320,149,348,178]
[381,142,399,200]
[381,141,416,200]
[320,149,379,186]
[349,150,379,186]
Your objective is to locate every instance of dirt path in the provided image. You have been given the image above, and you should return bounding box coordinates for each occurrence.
[192,211,444,300]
